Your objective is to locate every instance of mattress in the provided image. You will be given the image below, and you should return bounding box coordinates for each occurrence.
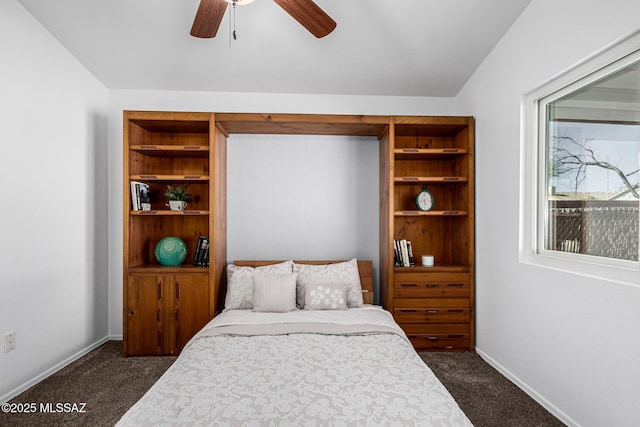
[117,306,472,426]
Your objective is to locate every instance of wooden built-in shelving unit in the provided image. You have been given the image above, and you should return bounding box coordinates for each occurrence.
[123,111,474,356]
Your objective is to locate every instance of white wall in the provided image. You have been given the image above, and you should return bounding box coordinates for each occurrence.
[455,1,640,426]
[227,134,380,293]
[0,1,109,401]
[107,90,455,334]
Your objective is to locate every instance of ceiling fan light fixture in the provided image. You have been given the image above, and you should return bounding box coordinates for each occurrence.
[225,0,255,5]
[191,0,336,39]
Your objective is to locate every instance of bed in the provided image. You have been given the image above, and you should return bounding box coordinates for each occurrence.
[117,260,472,426]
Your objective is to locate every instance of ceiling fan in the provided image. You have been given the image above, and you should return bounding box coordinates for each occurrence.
[190,0,337,39]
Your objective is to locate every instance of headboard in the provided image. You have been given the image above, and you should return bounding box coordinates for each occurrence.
[233,260,374,305]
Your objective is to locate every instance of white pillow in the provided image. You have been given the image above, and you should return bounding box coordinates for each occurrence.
[293,259,363,308]
[224,261,293,311]
[304,282,348,310]
[253,273,297,313]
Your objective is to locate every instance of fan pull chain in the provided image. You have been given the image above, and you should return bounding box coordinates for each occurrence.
[228,0,238,46]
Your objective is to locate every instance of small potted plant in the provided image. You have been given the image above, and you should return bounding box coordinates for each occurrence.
[164,184,192,211]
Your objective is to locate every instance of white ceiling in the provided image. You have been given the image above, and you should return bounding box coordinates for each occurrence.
[17,0,531,97]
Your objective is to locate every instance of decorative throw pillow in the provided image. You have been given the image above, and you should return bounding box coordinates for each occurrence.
[304,282,348,310]
[224,261,293,311]
[253,273,297,313]
[293,259,363,308]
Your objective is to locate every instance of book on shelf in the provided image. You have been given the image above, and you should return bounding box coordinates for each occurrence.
[406,240,415,266]
[193,236,209,266]
[130,181,150,211]
[394,239,415,267]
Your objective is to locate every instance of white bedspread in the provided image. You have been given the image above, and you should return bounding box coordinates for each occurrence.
[117,306,473,426]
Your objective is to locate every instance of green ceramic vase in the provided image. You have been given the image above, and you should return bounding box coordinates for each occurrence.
[154,237,187,266]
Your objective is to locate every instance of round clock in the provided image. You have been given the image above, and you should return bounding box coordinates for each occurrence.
[416,185,434,211]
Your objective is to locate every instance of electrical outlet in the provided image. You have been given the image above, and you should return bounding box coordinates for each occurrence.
[4,331,16,353]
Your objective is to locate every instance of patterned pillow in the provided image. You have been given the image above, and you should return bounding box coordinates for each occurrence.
[224,261,293,310]
[293,259,363,308]
[253,273,297,312]
[304,282,348,310]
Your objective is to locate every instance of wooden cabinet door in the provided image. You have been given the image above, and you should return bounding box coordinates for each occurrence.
[126,275,166,356]
[170,274,210,354]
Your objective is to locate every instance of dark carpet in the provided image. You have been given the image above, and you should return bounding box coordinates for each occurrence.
[0,341,563,426]
[420,352,564,427]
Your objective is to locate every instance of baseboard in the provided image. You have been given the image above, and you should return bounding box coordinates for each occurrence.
[109,334,123,340]
[0,336,111,404]
[475,347,580,427]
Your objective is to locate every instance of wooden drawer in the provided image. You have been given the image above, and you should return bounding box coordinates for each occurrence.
[394,307,469,324]
[394,298,469,309]
[394,272,469,298]
[400,323,470,351]
[394,281,470,298]
[408,335,470,351]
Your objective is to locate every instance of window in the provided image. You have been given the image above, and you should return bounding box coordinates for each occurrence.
[543,65,640,262]
[522,32,640,284]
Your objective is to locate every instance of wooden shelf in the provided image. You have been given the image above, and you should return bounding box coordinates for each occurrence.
[130,145,210,158]
[394,210,468,217]
[394,264,470,273]
[124,110,225,357]
[394,148,468,160]
[128,264,210,274]
[394,177,468,183]
[215,113,389,137]
[130,210,210,216]
[384,116,475,351]
[130,174,210,182]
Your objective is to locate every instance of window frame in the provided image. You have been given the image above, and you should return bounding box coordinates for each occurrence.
[521,30,640,287]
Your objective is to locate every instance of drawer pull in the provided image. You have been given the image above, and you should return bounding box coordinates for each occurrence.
[400,283,418,288]
[426,310,439,314]
[447,283,465,288]
[426,336,439,341]
[399,309,418,313]
[448,309,465,313]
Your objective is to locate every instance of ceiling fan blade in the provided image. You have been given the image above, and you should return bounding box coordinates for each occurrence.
[190,0,228,38]
[272,0,336,38]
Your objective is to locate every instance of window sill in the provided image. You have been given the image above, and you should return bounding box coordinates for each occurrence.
[520,251,640,288]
